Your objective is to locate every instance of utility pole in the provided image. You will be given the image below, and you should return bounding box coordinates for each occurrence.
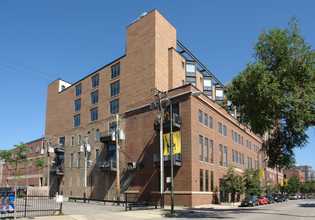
[150,88,169,208]
[116,114,120,202]
[84,137,87,203]
[170,104,174,213]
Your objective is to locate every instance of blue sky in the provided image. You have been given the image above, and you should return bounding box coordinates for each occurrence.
[0,0,314,167]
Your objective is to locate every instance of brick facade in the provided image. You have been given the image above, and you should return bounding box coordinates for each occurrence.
[44,9,262,206]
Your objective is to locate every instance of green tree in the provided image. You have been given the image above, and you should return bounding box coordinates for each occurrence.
[244,169,262,196]
[227,17,315,168]
[221,166,245,202]
[264,180,278,195]
[0,142,45,220]
[286,175,301,194]
[300,181,310,194]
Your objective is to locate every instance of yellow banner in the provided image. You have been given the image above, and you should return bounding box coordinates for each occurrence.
[163,131,181,156]
[260,168,265,179]
[285,179,288,186]
[280,179,284,186]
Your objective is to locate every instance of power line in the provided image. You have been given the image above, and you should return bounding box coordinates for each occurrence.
[0,55,58,79]
[0,62,51,82]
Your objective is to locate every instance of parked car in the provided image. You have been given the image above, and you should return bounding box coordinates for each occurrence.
[307,194,312,199]
[273,194,283,203]
[289,194,298,200]
[241,196,259,207]
[297,194,301,199]
[257,196,268,205]
[281,195,288,202]
[300,194,306,199]
[266,195,275,204]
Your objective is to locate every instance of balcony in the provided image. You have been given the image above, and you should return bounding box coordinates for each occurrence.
[154,114,181,132]
[54,145,65,153]
[100,131,115,143]
[50,164,64,175]
[153,153,182,167]
[98,160,117,172]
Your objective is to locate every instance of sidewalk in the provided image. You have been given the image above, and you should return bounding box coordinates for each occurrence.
[19,203,241,220]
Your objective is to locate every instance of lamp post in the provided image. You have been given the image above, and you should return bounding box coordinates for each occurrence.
[116,114,120,202]
[81,136,90,202]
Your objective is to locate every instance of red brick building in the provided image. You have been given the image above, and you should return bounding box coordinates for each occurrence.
[284,168,306,183]
[44,10,262,206]
[1,138,45,189]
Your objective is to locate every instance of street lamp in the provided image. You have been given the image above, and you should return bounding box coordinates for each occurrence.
[81,136,91,202]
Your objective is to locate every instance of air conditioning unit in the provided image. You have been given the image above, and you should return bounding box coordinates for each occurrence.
[41,149,44,155]
[127,162,137,171]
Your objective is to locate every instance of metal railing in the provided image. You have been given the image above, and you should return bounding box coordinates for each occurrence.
[0,193,61,219]
[98,160,117,171]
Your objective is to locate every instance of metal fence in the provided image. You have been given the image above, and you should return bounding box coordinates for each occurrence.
[0,192,61,219]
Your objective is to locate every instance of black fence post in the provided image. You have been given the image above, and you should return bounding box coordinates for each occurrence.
[24,193,28,217]
[60,202,63,214]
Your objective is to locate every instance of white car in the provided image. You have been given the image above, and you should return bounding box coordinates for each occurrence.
[290,194,298,200]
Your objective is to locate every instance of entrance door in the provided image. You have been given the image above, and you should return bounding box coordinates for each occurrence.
[219,179,228,203]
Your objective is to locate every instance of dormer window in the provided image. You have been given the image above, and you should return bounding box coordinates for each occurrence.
[186,63,196,77]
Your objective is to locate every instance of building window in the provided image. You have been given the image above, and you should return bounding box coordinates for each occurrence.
[96,129,100,141]
[239,153,241,164]
[199,135,203,161]
[247,157,249,168]
[224,146,227,167]
[91,90,99,105]
[204,78,212,91]
[209,116,213,129]
[250,158,252,169]
[242,154,244,165]
[30,147,33,154]
[74,99,81,112]
[87,152,90,167]
[78,135,81,144]
[204,113,208,126]
[186,63,196,77]
[211,171,214,192]
[219,145,223,166]
[232,150,235,162]
[223,125,226,137]
[109,145,116,161]
[110,80,120,97]
[78,152,81,168]
[231,130,234,140]
[111,63,120,79]
[110,99,119,114]
[95,149,99,165]
[246,140,249,149]
[205,170,209,192]
[70,153,73,168]
[218,122,222,134]
[36,145,40,152]
[200,169,204,191]
[235,151,238,163]
[234,132,237,142]
[241,137,243,146]
[90,107,98,122]
[215,87,224,100]
[249,142,252,150]
[75,84,82,97]
[199,110,202,123]
[210,140,213,164]
[71,137,74,146]
[91,74,99,88]
[205,138,209,162]
[238,135,241,144]
[74,114,80,127]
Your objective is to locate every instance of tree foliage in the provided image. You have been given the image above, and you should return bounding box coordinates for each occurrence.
[264,180,278,195]
[221,166,245,202]
[286,175,301,194]
[227,17,315,168]
[243,169,262,196]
